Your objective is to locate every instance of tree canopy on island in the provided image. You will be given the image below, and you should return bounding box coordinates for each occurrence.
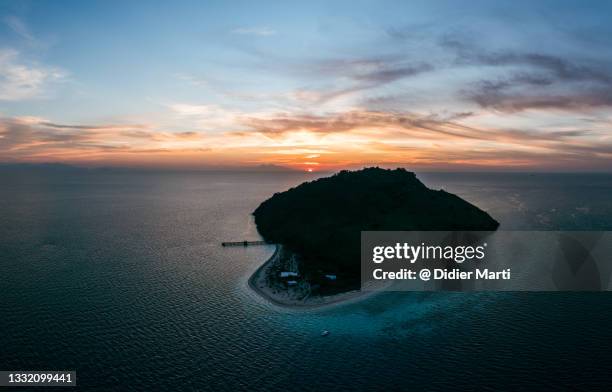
[253,168,499,292]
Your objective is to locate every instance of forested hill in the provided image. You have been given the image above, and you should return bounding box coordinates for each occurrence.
[253,167,499,291]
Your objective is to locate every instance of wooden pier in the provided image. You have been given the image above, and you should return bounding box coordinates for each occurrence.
[221,240,267,247]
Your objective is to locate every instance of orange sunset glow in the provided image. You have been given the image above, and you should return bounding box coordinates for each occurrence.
[2,110,610,171]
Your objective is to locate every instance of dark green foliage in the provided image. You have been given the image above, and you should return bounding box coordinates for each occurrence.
[253,167,499,291]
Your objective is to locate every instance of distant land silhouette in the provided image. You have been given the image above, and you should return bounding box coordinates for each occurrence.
[254,167,499,294]
[0,162,298,173]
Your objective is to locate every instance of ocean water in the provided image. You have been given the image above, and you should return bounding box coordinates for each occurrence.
[1,170,612,391]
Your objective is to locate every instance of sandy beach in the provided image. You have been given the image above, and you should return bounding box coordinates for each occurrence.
[248,245,383,309]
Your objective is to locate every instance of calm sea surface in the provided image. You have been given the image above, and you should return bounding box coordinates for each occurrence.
[1,170,612,391]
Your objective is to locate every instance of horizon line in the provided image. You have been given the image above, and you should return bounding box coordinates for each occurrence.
[1,162,611,175]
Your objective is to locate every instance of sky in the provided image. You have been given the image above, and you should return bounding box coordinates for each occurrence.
[1,0,612,171]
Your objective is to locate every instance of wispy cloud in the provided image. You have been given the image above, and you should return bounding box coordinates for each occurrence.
[283,57,435,105]
[443,36,612,84]
[4,16,38,45]
[235,110,612,168]
[231,27,276,36]
[2,108,611,171]
[238,110,562,142]
[0,117,208,161]
[441,35,612,112]
[0,49,65,101]
[466,85,612,113]
[174,73,208,87]
[165,103,242,132]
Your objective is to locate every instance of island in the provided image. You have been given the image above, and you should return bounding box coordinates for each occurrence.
[249,167,499,308]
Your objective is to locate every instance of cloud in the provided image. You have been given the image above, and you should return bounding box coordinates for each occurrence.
[168,103,224,117]
[231,27,276,36]
[288,58,435,105]
[38,122,148,131]
[0,117,209,161]
[464,70,612,112]
[352,62,434,84]
[0,49,65,101]
[174,73,208,87]
[236,110,612,164]
[209,46,435,106]
[240,110,495,141]
[2,110,610,171]
[441,35,612,112]
[384,23,437,41]
[466,51,611,84]
[165,103,241,131]
[4,16,37,45]
[467,88,612,112]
